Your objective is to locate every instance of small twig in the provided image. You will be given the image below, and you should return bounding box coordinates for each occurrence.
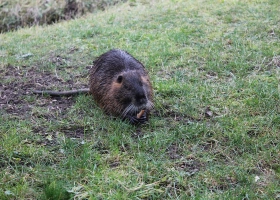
[137,110,145,119]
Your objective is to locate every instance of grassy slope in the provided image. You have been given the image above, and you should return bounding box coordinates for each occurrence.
[0,0,280,199]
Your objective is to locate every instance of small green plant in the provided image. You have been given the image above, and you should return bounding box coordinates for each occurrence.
[42,181,71,200]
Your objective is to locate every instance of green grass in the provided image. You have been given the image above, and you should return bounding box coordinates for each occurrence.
[0,0,280,199]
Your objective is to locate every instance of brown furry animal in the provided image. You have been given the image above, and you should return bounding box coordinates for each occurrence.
[89,49,154,124]
[33,49,154,124]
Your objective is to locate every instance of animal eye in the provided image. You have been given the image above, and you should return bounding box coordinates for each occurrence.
[117,75,123,83]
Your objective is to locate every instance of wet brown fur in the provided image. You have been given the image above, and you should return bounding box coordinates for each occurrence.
[89,49,153,122]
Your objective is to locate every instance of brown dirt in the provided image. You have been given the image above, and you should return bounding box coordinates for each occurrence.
[175,160,202,176]
[0,64,89,141]
[153,104,202,125]
[167,144,183,160]
[208,176,238,192]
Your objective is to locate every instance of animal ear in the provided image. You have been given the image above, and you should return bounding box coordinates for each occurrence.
[117,75,123,83]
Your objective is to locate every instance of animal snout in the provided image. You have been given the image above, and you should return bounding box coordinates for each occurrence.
[136,93,147,105]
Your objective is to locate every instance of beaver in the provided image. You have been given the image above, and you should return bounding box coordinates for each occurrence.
[33,49,154,124]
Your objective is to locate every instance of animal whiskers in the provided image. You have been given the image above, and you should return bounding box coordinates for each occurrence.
[122,100,154,118]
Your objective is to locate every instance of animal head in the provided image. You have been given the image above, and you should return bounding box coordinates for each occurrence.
[111,70,153,117]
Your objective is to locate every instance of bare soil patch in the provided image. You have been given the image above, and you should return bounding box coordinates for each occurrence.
[175,160,202,176]
[0,64,87,119]
[167,143,183,160]
[153,104,202,125]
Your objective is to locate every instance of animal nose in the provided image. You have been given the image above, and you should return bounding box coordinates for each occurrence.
[136,94,147,105]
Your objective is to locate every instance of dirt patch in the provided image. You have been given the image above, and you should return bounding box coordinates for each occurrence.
[267,56,280,69]
[60,126,88,139]
[119,143,130,152]
[0,64,88,117]
[175,159,203,176]
[32,125,89,146]
[109,160,121,168]
[153,104,202,125]
[198,139,219,151]
[168,143,203,174]
[167,144,183,160]
[208,176,238,192]
[0,64,90,139]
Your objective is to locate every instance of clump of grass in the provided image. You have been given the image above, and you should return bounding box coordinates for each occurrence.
[42,181,71,200]
[0,0,127,33]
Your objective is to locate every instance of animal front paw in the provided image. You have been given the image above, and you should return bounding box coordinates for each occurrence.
[126,111,147,125]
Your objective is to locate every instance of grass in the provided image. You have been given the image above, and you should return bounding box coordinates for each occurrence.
[0,0,127,33]
[0,0,280,199]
